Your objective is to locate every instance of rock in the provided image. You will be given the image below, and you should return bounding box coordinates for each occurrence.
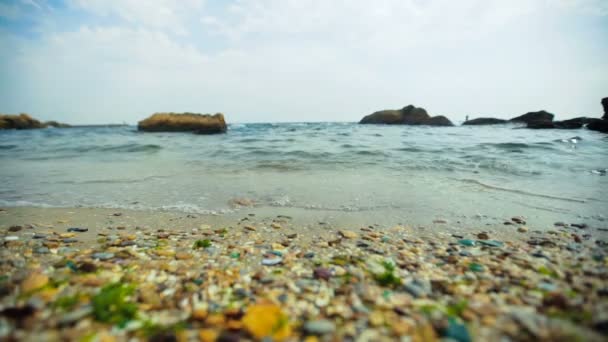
[509,110,554,125]
[477,232,489,240]
[0,113,45,129]
[20,274,48,293]
[403,279,432,298]
[44,121,71,128]
[443,318,472,342]
[527,117,595,129]
[463,117,508,125]
[313,267,332,281]
[34,247,50,254]
[478,240,504,248]
[303,320,336,335]
[359,105,454,126]
[511,217,526,224]
[67,227,88,233]
[8,226,22,232]
[571,223,587,229]
[518,226,529,233]
[137,112,227,134]
[602,97,608,119]
[458,239,476,247]
[587,118,608,133]
[261,257,283,266]
[338,230,358,239]
[427,115,453,126]
[91,252,114,260]
[4,236,19,241]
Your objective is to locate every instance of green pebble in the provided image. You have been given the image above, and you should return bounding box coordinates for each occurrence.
[458,239,476,247]
[469,263,484,272]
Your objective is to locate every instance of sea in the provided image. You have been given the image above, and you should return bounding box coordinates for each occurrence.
[1,123,607,227]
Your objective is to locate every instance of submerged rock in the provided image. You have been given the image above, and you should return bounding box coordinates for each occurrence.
[359,105,454,126]
[137,112,227,134]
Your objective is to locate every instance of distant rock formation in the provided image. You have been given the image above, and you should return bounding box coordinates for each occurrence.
[463,118,507,125]
[359,105,454,126]
[0,113,44,129]
[137,113,227,134]
[44,121,71,128]
[509,110,554,125]
[0,114,71,130]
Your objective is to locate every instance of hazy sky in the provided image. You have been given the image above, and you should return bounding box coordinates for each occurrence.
[1,0,607,124]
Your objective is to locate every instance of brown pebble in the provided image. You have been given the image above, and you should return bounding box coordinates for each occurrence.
[477,232,489,240]
[8,226,22,232]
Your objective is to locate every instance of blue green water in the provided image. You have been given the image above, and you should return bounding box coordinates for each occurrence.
[1,123,607,226]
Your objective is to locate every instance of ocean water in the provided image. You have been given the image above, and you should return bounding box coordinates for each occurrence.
[1,123,607,227]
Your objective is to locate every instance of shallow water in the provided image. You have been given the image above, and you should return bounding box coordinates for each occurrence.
[1,123,607,226]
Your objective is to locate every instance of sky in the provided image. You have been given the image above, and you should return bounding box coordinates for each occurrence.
[0,0,607,124]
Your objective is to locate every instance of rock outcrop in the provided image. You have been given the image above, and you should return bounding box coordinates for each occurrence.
[509,111,554,125]
[463,118,507,125]
[0,114,45,129]
[526,117,596,130]
[137,113,227,134]
[359,105,454,126]
[587,118,608,133]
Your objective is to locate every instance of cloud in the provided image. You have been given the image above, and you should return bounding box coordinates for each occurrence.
[67,0,205,34]
[1,0,607,123]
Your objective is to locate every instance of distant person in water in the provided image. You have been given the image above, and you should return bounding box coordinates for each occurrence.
[465,115,469,122]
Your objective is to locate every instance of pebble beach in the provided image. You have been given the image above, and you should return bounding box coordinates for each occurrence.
[1,207,607,341]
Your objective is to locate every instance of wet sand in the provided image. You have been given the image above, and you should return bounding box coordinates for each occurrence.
[1,206,607,341]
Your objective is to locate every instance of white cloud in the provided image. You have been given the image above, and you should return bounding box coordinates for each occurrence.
[68,0,205,34]
[1,0,607,123]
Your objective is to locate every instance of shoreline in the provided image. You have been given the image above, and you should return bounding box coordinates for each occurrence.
[1,206,607,340]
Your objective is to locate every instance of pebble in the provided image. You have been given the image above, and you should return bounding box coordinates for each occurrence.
[339,230,358,239]
[67,227,88,233]
[477,232,489,240]
[91,252,114,260]
[303,320,336,335]
[261,257,283,266]
[313,267,332,280]
[8,226,22,232]
[458,239,476,247]
[34,247,50,254]
[511,217,526,224]
[571,223,588,229]
[4,236,19,241]
[478,240,504,248]
[518,226,529,233]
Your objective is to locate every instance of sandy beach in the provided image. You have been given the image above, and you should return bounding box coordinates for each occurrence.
[1,206,607,341]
